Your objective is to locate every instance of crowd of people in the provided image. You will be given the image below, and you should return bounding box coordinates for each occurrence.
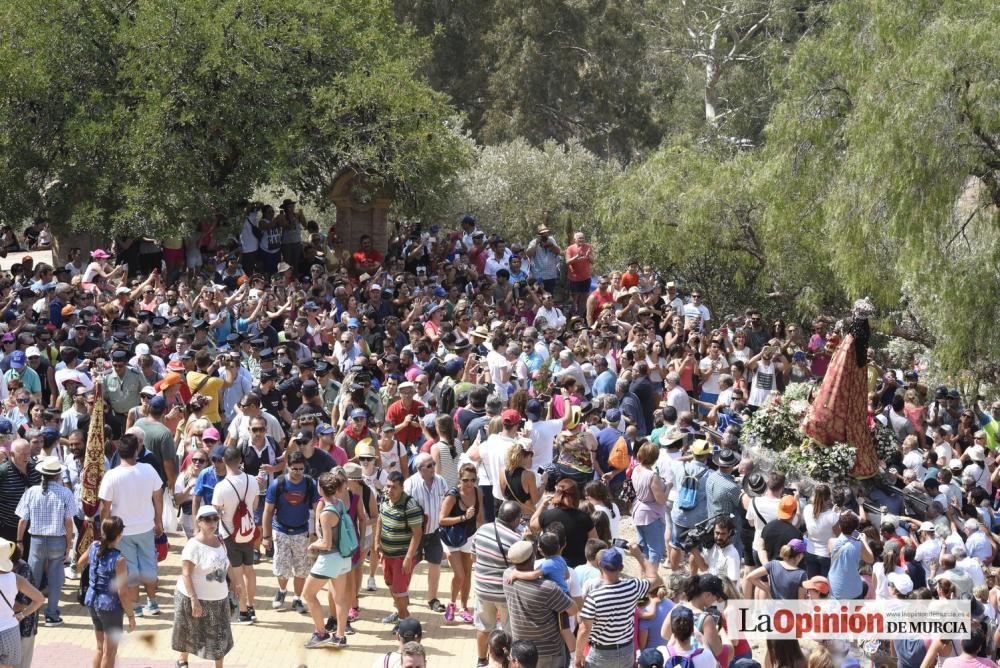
[0,209,995,668]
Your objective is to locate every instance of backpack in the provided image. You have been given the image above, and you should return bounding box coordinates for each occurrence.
[334,502,359,558]
[666,645,703,668]
[677,463,707,511]
[436,376,457,416]
[223,477,260,544]
[608,434,631,471]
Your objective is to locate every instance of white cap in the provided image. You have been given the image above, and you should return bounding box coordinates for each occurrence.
[967,445,986,462]
[115,286,130,295]
[919,521,935,533]
[948,458,963,470]
[887,572,914,595]
[134,343,150,356]
[24,346,40,358]
[196,505,219,519]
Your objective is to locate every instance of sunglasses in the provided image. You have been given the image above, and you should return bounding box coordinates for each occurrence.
[210,457,223,463]
[191,458,207,464]
[250,427,265,433]
[359,457,374,462]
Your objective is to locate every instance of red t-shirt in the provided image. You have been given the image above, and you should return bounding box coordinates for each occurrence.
[385,399,425,445]
[620,270,639,289]
[566,243,594,282]
[351,249,383,274]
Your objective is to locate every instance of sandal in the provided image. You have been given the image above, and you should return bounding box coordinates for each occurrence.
[428,598,446,613]
[176,662,189,668]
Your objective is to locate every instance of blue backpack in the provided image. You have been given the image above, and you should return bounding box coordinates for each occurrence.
[333,503,359,558]
[677,463,706,511]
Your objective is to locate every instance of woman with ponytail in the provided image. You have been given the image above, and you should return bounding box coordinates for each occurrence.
[487,629,512,668]
[431,414,463,488]
[77,516,134,668]
[746,538,808,600]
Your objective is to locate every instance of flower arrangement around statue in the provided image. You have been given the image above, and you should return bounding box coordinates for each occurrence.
[871,423,899,463]
[772,441,858,485]
[739,383,813,454]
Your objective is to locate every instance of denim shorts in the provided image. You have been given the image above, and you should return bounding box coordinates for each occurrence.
[118,530,157,585]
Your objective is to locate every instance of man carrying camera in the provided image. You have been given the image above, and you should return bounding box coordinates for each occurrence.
[186,349,238,429]
[692,516,741,581]
[524,225,561,294]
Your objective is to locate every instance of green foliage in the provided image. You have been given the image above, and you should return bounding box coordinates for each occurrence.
[0,0,468,238]
[441,138,614,244]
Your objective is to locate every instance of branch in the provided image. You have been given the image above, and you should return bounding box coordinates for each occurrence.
[946,205,981,250]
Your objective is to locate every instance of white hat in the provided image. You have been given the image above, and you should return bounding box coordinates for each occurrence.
[139,385,156,397]
[919,521,935,533]
[196,505,220,519]
[967,445,986,462]
[24,346,40,358]
[887,572,914,595]
[37,455,63,476]
[948,458,963,470]
[115,286,130,295]
[135,343,150,356]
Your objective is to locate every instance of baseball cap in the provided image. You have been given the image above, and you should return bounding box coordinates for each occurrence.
[638,649,664,668]
[525,399,544,421]
[599,549,624,571]
[149,395,166,411]
[919,521,935,533]
[777,495,798,520]
[140,385,156,397]
[196,504,219,519]
[355,441,377,458]
[315,424,335,436]
[605,408,622,423]
[210,445,227,460]
[349,408,367,419]
[787,538,807,554]
[803,576,831,595]
[949,458,963,471]
[9,351,25,369]
[0,419,12,435]
[690,439,712,456]
[887,572,914,595]
[294,430,313,442]
[501,409,522,426]
[396,617,422,640]
[695,574,727,600]
[202,427,221,442]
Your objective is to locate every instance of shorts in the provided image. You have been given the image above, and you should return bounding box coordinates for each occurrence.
[443,537,473,555]
[273,532,311,580]
[473,597,510,633]
[225,537,255,568]
[0,625,19,665]
[89,606,124,634]
[568,278,592,294]
[310,551,351,579]
[118,530,157,586]
[163,247,185,266]
[416,530,443,565]
[669,523,691,550]
[382,556,413,597]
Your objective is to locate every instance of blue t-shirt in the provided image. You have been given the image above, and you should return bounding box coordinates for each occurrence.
[638,598,675,650]
[539,555,569,593]
[829,534,864,599]
[265,476,317,535]
[194,468,224,505]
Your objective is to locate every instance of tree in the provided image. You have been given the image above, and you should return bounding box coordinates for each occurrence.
[443,138,613,243]
[0,0,468,238]
[759,0,1000,375]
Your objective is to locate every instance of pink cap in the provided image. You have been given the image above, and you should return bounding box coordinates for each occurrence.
[91,249,111,259]
[202,427,221,442]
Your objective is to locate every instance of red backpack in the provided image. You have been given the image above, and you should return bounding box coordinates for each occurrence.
[224,477,260,544]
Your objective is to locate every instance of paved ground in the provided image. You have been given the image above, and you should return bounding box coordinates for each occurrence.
[35,532,481,667]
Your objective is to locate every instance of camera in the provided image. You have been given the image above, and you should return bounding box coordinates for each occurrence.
[678,517,716,551]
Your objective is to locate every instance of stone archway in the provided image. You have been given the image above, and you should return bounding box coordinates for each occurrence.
[328,170,392,254]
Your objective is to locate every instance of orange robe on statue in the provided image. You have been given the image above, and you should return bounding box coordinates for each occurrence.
[802,330,878,479]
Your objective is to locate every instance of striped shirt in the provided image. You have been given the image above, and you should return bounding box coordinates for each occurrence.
[430,440,463,488]
[378,493,423,558]
[580,577,651,646]
[471,521,522,602]
[15,483,77,536]
[0,462,40,531]
[403,473,448,533]
[503,574,573,658]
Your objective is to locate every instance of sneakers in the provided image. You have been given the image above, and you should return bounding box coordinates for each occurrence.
[247,606,257,621]
[133,605,144,618]
[381,611,400,624]
[331,635,347,648]
[235,611,254,625]
[476,659,489,668]
[291,598,308,615]
[65,562,77,581]
[305,632,333,649]
[365,576,376,591]
[459,607,475,624]
[44,614,63,626]
[325,616,337,632]
[343,622,356,636]
[143,600,161,616]
[272,589,287,609]
[348,607,359,622]
[445,602,456,622]
[428,598,446,613]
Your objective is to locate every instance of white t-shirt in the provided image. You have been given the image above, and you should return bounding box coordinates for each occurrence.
[903,450,926,480]
[239,213,260,253]
[663,644,716,668]
[803,504,839,558]
[487,349,510,401]
[526,418,563,470]
[228,412,285,447]
[698,355,729,395]
[98,462,162,536]
[176,538,231,601]
[915,538,941,580]
[665,385,690,415]
[481,434,515,499]
[746,496,781,547]
[212,472,261,543]
[593,503,621,538]
[705,542,741,582]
